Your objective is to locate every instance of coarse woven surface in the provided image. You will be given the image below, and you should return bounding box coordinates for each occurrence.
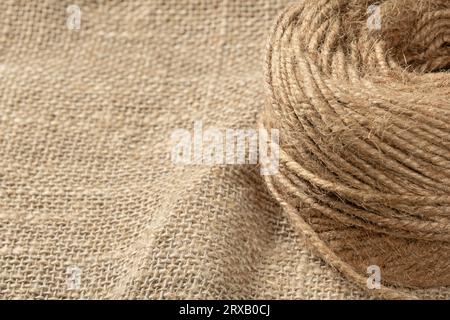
[0,0,448,299]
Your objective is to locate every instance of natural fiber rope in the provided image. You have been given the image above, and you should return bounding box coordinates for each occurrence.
[261,0,450,299]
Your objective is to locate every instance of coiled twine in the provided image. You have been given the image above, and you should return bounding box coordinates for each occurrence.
[261,0,450,299]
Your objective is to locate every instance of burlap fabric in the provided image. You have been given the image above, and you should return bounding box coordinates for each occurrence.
[0,0,448,299]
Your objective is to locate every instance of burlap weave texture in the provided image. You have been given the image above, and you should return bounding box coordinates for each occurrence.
[0,0,448,299]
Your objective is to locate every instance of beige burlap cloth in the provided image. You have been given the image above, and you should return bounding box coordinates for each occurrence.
[0,0,448,299]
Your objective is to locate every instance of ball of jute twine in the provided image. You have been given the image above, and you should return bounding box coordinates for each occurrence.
[261,0,449,299]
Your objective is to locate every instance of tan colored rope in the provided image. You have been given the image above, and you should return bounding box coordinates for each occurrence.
[261,0,450,299]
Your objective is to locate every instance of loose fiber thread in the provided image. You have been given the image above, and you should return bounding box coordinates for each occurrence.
[261,0,450,299]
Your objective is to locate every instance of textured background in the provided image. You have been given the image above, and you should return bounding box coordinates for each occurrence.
[0,0,447,299]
